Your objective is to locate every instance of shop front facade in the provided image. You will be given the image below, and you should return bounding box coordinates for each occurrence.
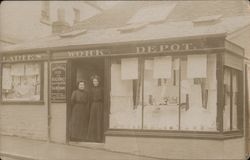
[0,33,248,159]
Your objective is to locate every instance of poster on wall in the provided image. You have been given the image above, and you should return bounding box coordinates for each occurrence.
[51,62,67,103]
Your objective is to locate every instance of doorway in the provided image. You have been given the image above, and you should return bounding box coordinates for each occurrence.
[67,57,105,143]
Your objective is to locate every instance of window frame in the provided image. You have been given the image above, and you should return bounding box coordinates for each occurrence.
[222,66,244,132]
[0,61,44,105]
[106,53,244,139]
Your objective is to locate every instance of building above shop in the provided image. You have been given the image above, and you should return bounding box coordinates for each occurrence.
[0,0,250,54]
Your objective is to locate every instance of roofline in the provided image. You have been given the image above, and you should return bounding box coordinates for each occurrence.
[227,23,250,39]
[0,32,227,55]
[84,1,104,12]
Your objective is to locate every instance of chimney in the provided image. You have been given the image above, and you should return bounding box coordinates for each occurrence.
[73,8,80,24]
[52,8,70,34]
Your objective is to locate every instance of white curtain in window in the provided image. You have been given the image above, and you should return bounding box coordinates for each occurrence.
[111,64,133,96]
[25,63,40,76]
[173,58,180,70]
[11,63,25,76]
[121,58,138,80]
[187,54,207,78]
[189,84,203,109]
[153,56,172,79]
[145,59,153,70]
[2,67,12,90]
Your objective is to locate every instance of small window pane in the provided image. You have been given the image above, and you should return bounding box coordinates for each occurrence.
[143,57,179,130]
[180,54,217,131]
[109,59,142,129]
[223,69,231,131]
[223,67,241,131]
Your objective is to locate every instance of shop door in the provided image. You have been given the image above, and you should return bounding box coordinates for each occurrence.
[67,58,105,143]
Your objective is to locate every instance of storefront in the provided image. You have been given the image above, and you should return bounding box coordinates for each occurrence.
[0,32,248,159]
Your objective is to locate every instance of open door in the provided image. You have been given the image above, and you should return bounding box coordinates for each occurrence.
[66,58,105,143]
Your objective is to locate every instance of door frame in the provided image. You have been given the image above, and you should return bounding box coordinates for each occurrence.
[66,57,110,143]
[245,64,250,157]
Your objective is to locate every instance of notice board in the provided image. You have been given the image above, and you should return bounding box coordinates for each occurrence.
[51,62,67,102]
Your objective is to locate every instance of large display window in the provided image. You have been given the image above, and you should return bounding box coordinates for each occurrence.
[1,62,43,102]
[109,54,222,132]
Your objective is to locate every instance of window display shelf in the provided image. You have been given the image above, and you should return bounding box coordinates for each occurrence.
[105,129,243,140]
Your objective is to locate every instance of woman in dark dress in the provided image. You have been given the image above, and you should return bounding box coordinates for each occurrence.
[87,75,103,142]
[70,81,89,141]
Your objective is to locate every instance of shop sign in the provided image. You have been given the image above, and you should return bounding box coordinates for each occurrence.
[135,42,196,54]
[51,36,225,59]
[51,62,67,102]
[224,53,243,70]
[134,37,225,54]
[2,53,48,63]
[52,49,110,59]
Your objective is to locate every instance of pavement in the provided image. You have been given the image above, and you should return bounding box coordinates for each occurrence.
[0,135,163,160]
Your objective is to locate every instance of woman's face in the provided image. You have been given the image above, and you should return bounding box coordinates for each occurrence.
[78,82,85,90]
[93,78,99,87]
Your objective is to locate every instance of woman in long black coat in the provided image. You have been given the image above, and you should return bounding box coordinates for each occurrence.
[70,81,89,141]
[87,75,103,142]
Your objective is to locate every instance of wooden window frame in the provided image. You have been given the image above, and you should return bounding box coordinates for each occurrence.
[0,61,44,105]
[106,53,244,139]
[223,66,244,132]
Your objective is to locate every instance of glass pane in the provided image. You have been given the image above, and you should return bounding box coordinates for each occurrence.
[109,58,142,129]
[232,71,238,130]
[143,56,179,130]
[223,68,231,131]
[2,63,41,101]
[180,54,217,131]
[223,68,241,131]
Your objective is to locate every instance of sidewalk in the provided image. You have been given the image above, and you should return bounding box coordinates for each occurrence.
[0,135,163,160]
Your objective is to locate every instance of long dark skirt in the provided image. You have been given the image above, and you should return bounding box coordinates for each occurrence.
[70,103,89,141]
[87,102,103,142]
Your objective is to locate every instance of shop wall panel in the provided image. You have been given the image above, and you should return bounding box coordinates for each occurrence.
[223,138,245,159]
[0,105,48,140]
[105,136,245,159]
[0,63,49,140]
[50,103,67,143]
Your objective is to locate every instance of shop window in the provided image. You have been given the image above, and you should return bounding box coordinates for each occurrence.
[1,62,42,102]
[109,58,142,129]
[223,67,242,131]
[142,56,179,130]
[180,54,217,131]
[109,54,219,132]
